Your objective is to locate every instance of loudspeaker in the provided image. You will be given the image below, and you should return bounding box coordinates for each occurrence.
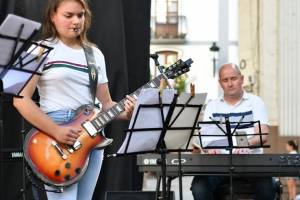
[0,160,34,200]
[0,102,27,199]
[0,102,46,200]
[105,191,175,200]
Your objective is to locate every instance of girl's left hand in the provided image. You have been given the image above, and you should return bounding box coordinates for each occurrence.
[124,95,136,119]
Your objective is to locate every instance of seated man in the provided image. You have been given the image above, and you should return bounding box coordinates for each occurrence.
[190,63,274,200]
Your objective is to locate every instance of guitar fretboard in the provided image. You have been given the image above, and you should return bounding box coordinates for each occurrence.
[88,73,166,132]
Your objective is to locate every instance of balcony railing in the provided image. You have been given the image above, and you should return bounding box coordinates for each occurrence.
[151,15,187,44]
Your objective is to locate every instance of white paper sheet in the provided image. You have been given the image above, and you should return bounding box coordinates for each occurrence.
[0,14,41,66]
[197,122,255,154]
[117,88,177,154]
[199,124,229,147]
[164,92,207,149]
[117,89,207,154]
[1,50,47,95]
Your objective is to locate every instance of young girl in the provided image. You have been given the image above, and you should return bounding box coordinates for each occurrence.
[286,140,298,200]
[13,0,135,199]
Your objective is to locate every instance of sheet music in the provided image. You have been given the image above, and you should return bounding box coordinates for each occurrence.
[196,124,230,154]
[164,92,207,149]
[1,51,47,95]
[117,88,177,154]
[0,14,41,66]
[199,124,228,146]
[198,115,259,154]
[117,90,207,154]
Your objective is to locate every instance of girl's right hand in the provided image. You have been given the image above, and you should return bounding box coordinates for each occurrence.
[53,126,81,145]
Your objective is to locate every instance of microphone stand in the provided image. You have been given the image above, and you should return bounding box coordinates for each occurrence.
[224,117,234,200]
[150,53,164,74]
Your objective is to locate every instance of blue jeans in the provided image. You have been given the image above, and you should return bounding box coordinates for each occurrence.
[190,176,275,200]
[44,110,103,200]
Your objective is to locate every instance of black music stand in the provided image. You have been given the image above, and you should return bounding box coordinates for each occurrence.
[116,88,206,200]
[0,14,52,200]
[198,117,270,200]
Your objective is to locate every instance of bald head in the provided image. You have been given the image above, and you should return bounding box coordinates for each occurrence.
[218,63,244,102]
[218,63,241,80]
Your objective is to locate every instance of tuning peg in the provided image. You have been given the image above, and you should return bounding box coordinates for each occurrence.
[190,83,195,97]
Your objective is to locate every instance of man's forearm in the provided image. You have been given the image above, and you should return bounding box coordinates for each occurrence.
[249,124,270,146]
[248,135,268,146]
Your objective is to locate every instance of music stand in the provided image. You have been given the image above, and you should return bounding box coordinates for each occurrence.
[197,117,270,200]
[116,88,207,200]
[0,14,52,200]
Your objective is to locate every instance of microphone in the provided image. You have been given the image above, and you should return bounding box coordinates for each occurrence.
[150,54,159,66]
[150,53,164,73]
[150,53,158,60]
[73,28,80,32]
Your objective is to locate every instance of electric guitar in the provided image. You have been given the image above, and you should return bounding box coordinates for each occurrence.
[23,58,193,187]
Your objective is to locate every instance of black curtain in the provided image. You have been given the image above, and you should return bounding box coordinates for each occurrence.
[0,0,151,200]
[88,0,150,199]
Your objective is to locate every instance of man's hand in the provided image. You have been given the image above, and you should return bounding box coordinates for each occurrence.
[233,148,251,154]
[206,148,251,154]
[207,149,221,154]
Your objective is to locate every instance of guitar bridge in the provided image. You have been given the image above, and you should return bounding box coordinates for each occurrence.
[73,141,82,150]
[51,141,67,160]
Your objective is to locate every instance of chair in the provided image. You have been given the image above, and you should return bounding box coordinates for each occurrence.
[214,178,255,200]
[214,177,282,200]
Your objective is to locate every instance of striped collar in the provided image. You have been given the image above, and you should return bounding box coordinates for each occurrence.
[218,91,250,102]
[218,91,251,107]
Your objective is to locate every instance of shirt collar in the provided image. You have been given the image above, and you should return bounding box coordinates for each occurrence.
[219,90,250,102]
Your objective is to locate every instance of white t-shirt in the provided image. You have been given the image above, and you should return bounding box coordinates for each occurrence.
[202,91,269,154]
[290,150,297,154]
[37,39,108,113]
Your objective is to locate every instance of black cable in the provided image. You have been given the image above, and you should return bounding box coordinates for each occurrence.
[25,165,63,194]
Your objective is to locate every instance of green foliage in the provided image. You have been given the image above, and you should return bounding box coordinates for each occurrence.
[174,74,188,94]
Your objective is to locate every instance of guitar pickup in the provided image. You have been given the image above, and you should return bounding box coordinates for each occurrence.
[82,122,98,137]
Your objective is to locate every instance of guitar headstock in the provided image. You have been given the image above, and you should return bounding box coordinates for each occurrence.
[164,58,193,79]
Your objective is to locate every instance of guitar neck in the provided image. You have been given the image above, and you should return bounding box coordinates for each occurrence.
[90,73,166,131]
[86,58,193,133]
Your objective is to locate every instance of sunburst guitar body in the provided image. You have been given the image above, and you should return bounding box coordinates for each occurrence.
[24,106,103,187]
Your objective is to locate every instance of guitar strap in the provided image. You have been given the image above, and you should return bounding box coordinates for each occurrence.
[82,44,98,105]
